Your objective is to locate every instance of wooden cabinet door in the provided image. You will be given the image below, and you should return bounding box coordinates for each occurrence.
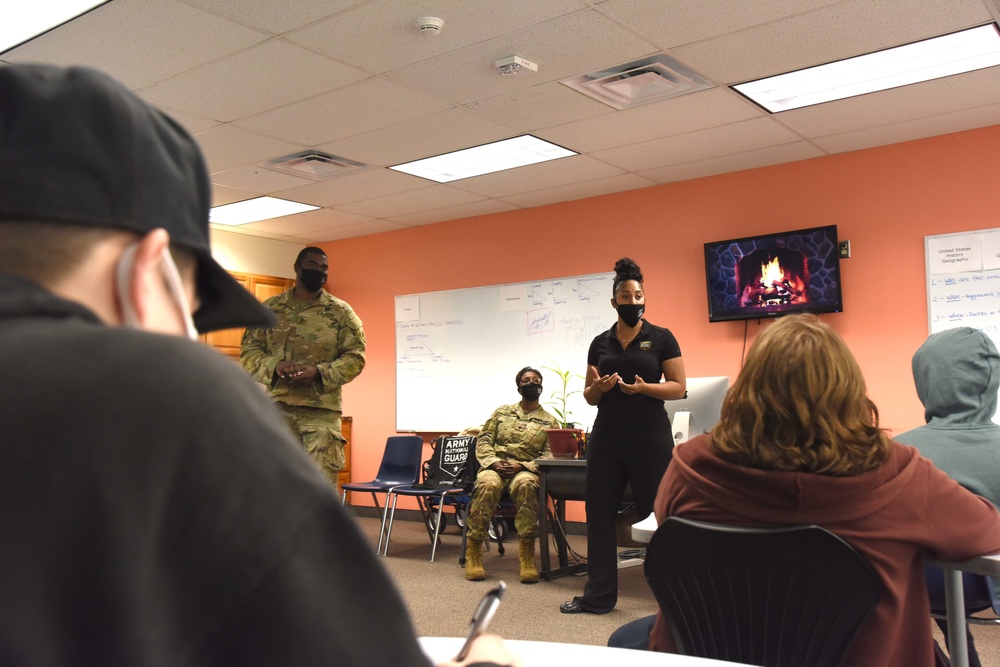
[201,272,293,360]
[339,416,352,501]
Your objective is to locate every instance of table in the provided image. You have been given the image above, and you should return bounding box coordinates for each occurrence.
[929,554,1000,667]
[419,636,747,665]
[632,515,1000,667]
[535,458,587,580]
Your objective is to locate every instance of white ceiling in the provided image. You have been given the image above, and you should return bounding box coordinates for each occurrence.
[5,0,1000,244]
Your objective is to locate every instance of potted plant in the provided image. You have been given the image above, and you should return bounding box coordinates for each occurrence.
[543,363,585,458]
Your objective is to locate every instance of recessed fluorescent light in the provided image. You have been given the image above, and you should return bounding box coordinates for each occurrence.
[389,134,577,183]
[209,196,319,226]
[733,23,1000,113]
[0,1,107,53]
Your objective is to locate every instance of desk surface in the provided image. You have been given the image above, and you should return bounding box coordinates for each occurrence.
[932,553,1000,577]
[535,457,586,467]
[419,636,747,666]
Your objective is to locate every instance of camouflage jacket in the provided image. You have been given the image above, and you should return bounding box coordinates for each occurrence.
[476,403,559,474]
[240,289,366,412]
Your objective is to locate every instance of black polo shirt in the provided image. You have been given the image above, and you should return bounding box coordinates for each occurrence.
[588,319,682,417]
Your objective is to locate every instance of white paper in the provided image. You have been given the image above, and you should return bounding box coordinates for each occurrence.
[395,295,419,322]
[982,231,1000,271]
[927,234,983,274]
[498,284,528,312]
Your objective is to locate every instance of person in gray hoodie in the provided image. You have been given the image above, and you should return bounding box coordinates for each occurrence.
[895,326,1000,667]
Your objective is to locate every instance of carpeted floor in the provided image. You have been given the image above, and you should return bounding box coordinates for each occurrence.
[356,514,658,646]
[355,514,1000,664]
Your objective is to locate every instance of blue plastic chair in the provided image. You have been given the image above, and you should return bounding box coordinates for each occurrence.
[340,435,424,554]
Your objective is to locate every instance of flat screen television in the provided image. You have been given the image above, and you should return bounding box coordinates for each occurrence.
[704,225,843,323]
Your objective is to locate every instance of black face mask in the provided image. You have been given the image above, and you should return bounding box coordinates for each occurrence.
[617,303,644,328]
[298,268,327,292]
[520,384,543,402]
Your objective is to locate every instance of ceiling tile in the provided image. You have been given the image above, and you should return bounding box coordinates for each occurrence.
[638,142,827,183]
[157,107,220,135]
[338,185,486,218]
[673,0,995,84]
[286,0,588,74]
[388,199,522,226]
[181,0,368,35]
[813,102,1000,154]
[308,220,410,242]
[140,40,367,122]
[195,124,304,173]
[468,81,615,130]
[239,208,374,235]
[592,117,804,171]
[210,183,256,207]
[597,0,843,49]
[538,87,763,153]
[279,169,431,207]
[3,0,268,89]
[383,10,660,104]
[498,173,658,208]
[210,165,314,193]
[316,107,520,166]
[231,77,454,145]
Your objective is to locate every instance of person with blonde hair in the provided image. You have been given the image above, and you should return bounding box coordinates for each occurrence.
[623,314,1000,666]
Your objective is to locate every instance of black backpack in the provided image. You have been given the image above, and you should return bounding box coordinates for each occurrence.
[414,435,477,490]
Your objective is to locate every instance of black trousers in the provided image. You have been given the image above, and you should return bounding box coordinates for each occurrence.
[574,411,672,613]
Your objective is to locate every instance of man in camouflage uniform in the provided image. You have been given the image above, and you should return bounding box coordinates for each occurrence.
[465,367,559,584]
[240,247,365,492]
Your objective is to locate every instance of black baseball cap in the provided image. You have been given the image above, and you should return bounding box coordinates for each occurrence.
[0,64,276,333]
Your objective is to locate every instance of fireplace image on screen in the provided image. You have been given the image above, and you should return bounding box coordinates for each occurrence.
[738,248,809,309]
[704,225,843,323]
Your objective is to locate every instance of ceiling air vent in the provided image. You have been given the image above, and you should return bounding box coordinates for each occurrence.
[263,150,369,180]
[561,54,714,110]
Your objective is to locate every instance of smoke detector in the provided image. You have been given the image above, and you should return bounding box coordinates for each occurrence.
[495,55,538,76]
[414,16,444,35]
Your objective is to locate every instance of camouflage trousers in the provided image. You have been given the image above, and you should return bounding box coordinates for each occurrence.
[465,468,540,541]
[277,404,344,493]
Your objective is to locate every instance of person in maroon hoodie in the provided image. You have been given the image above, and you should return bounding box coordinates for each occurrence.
[625,314,1000,666]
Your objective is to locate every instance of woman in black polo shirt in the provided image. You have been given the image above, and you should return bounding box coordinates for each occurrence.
[561,257,686,615]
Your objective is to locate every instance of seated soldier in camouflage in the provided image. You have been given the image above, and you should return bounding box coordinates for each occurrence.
[465,367,560,583]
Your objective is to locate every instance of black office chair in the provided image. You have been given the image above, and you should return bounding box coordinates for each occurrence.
[645,517,881,667]
[340,435,424,554]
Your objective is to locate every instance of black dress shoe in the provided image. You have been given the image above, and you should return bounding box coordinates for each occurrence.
[560,600,588,614]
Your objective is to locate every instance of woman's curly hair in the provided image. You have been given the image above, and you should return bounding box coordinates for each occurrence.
[710,313,891,477]
[613,257,643,296]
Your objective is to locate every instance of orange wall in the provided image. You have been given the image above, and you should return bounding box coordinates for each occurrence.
[328,124,1000,516]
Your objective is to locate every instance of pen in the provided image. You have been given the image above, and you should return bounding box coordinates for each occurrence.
[455,581,506,661]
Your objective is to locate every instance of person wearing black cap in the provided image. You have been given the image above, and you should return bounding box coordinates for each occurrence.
[0,64,517,667]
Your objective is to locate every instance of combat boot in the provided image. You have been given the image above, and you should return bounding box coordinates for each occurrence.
[518,537,539,583]
[465,539,485,580]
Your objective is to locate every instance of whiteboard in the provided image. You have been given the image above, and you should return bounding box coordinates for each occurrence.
[925,228,1000,424]
[395,272,614,432]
